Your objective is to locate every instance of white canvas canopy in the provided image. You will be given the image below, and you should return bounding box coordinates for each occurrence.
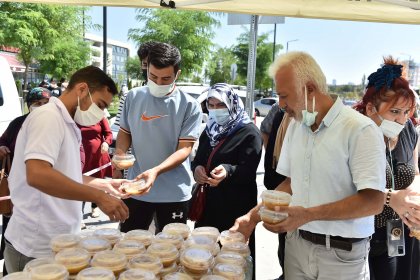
[3,0,420,25]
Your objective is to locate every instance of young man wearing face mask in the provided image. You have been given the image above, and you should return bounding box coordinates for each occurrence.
[4,66,129,273]
[115,42,202,233]
[231,52,387,280]
[113,41,158,139]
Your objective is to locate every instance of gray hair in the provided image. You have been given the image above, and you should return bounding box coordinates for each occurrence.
[268,51,328,94]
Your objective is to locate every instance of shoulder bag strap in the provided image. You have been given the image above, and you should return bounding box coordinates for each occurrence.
[205,138,227,174]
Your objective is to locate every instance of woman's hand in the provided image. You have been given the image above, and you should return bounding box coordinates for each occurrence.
[390,189,420,228]
[207,165,227,187]
[101,142,109,154]
[194,165,208,185]
[0,146,10,160]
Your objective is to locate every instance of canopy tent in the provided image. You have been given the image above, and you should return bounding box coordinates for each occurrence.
[3,0,420,24]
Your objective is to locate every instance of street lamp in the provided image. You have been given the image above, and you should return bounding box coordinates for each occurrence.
[286,39,299,52]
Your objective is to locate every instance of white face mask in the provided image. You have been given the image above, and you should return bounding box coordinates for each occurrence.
[148,77,176,98]
[209,108,230,125]
[376,111,405,139]
[74,90,104,126]
[301,86,318,127]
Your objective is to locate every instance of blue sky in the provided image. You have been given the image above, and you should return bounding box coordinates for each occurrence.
[87,6,420,85]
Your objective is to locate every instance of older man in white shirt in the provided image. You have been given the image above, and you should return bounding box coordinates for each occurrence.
[232,52,386,280]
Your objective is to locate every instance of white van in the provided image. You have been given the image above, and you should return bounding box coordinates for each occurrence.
[0,56,22,135]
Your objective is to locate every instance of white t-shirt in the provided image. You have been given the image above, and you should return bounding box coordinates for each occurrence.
[277,98,386,238]
[5,97,83,258]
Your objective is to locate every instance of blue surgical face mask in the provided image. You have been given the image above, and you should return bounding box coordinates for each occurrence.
[301,86,318,126]
[209,108,230,125]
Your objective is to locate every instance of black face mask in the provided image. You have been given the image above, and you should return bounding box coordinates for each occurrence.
[142,69,148,81]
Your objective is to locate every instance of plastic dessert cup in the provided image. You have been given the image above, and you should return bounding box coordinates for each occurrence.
[113,239,146,259]
[90,250,127,276]
[191,227,220,243]
[24,257,56,273]
[162,223,191,240]
[259,206,288,224]
[220,242,251,258]
[182,235,220,256]
[30,263,69,280]
[153,232,184,250]
[75,267,115,280]
[163,272,194,280]
[179,247,214,275]
[79,237,112,257]
[214,252,246,268]
[146,242,179,267]
[50,234,81,254]
[118,268,158,280]
[55,248,90,275]
[112,154,135,170]
[93,228,122,246]
[213,263,245,280]
[127,254,163,275]
[219,231,245,246]
[2,272,31,279]
[261,190,291,210]
[121,179,147,195]
[123,229,154,248]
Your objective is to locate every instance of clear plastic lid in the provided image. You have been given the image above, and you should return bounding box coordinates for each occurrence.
[112,154,135,170]
[113,239,146,259]
[55,248,90,274]
[124,230,154,247]
[160,262,178,278]
[191,227,220,243]
[153,232,184,249]
[120,180,147,195]
[75,267,115,280]
[213,263,245,280]
[146,243,179,267]
[259,206,288,224]
[163,272,194,280]
[183,235,219,256]
[30,263,69,280]
[24,257,56,273]
[90,250,127,273]
[200,276,228,280]
[162,223,191,240]
[2,272,31,280]
[50,234,81,253]
[127,254,163,275]
[93,228,122,246]
[219,231,245,246]
[261,190,291,209]
[220,242,251,258]
[179,248,214,274]
[118,268,158,280]
[214,252,246,268]
[79,237,112,257]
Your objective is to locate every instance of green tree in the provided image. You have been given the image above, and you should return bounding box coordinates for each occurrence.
[0,3,91,87]
[232,31,283,93]
[128,9,220,78]
[39,39,90,80]
[125,56,142,81]
[206,46,237,85]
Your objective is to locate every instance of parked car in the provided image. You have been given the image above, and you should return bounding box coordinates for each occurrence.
[254,97,278,116]
[176,82,209,99]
